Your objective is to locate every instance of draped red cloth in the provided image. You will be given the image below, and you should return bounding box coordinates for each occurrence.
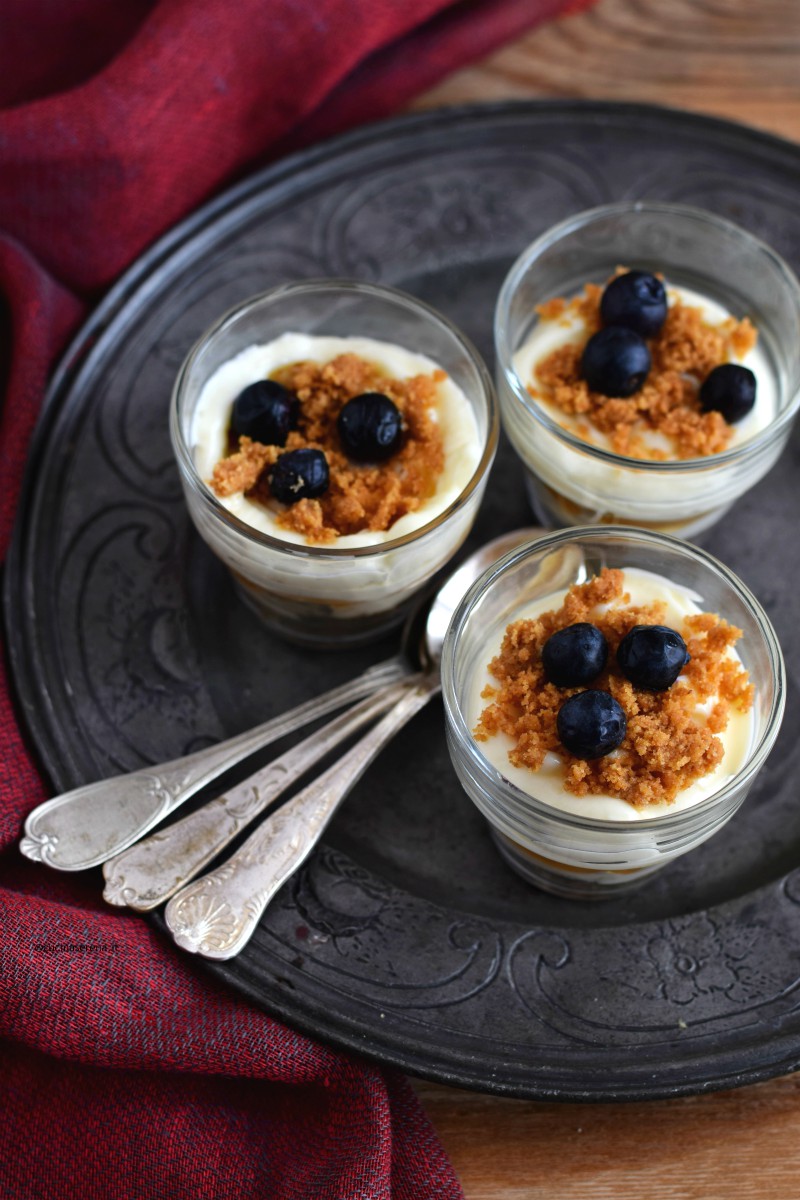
[0,2,591,1196]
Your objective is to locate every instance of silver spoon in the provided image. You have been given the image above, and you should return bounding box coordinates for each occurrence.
[20,648,406,872]
[103,526,539,913]
[20,527,538,874]
[101,674,418,911]
[163,527,540,960]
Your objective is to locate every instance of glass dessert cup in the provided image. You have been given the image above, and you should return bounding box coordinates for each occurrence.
[171,280,498,647]
[494,202,800,539]
[441,527,785,900]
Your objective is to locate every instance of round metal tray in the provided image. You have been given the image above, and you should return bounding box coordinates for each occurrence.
[6,101,800,1100]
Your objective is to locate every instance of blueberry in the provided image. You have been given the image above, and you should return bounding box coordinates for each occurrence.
[542,623,608,688]
[231,380,295,446]
[556,691,627,759]
[617,625,690,691]
[700,363,757,424]
[268,449,329,505]
[338,392,403,462]
[600,271,668,338]
[581,326,651,397]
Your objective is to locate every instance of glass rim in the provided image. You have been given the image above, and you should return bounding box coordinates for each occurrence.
[494,200,800,472]
[170,277,499,559]
[442,524,786,832]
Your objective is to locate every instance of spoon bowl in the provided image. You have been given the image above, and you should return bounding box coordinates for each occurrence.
[413,527,545,670]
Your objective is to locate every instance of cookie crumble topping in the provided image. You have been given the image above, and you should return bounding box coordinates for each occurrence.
[473,568,753,808]
[529,281,757,459]
[210,353,446,543]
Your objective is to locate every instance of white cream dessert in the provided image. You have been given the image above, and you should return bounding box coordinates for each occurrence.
[500,276,781,533]
[513,285,777,454]
[184,332,486,622]
[192,333,482,548]
[468,567,756,822]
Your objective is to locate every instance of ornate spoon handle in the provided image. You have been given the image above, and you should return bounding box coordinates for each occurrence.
[102,677,414,911]
[20,655,406,871]
[165,673,440,960]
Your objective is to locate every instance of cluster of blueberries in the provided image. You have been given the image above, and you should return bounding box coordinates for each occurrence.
[542,621,691,759]
[581,270,757,422]
[231,380,404,505]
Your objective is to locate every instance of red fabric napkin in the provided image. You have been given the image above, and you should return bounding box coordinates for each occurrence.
[0,2,591,1196]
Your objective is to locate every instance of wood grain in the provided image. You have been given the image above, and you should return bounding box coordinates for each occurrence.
[408,1,800,1196]
[412,0,800,142]
[413,1074,800,1199]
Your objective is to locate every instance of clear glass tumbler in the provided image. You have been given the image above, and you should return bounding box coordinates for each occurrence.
[494,202,800,539]
[171,279,498,646]
[441,526,785,899]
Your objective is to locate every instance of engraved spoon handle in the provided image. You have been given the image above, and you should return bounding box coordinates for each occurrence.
[20,655,406,871]
[165,673,440,960]
[102,676,416,911]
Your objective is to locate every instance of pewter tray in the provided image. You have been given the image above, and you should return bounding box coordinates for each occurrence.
[6,101,800,1100]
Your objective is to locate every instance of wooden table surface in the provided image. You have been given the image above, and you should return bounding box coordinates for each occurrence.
[407,2,800,1196]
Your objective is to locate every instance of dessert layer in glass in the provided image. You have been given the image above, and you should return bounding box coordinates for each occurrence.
[192,333,482,547]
